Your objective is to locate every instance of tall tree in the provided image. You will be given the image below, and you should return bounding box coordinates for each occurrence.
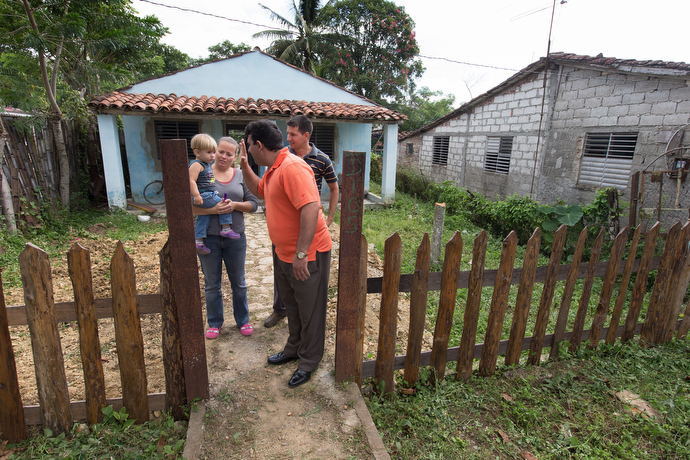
[318,0,424,103]
[253,0,330,74]
[0,0,173,207]
[190,40,251,66]
[392,87,456,132]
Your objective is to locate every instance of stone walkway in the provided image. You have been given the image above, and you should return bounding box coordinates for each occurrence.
[186,211,389,460]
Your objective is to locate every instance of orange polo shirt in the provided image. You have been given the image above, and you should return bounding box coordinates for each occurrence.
[258,148,332,263]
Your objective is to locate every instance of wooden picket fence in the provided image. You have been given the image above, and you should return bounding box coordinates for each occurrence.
[358,221,690,392]
[0,240,187,443]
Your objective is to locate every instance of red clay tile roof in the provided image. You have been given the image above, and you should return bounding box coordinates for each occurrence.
[89,91,405,122]
[549,52,690,72]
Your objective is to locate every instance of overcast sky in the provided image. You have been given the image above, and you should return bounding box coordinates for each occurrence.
[133,0,690,105]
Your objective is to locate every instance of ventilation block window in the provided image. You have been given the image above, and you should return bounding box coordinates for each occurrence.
[311,124,336,160]
[484,136,513,175]
[432,136,449,165]
[578,132,637,189]
[154,120,200,159]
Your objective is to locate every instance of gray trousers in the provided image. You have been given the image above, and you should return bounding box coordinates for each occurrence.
[273,250,331,372]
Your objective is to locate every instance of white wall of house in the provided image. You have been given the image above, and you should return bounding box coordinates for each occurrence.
[402,64,690,226]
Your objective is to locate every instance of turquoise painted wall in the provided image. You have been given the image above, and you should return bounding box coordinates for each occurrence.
[335,123,372,195]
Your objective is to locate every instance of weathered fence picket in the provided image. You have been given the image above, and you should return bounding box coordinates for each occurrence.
[605,226,642,345]
[0,270,26,443]
[549,226,587,359]
[111,242,149,424]
[478,231,517,377]
[67,243,107,425]
[429,232,463,382]
[19,244,72,434]
[455,230,487,381]
[505,228,540,366]
[622,222,660,342]
[588,227,628,348]
[569,228,605,351]
[374,233,402,394]
[529,225,566,365]
[363,220,690,389]
[404,233,430,386]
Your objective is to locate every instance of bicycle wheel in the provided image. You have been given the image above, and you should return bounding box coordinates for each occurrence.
[143,180,165,205]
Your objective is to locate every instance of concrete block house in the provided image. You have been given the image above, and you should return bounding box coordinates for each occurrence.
[89,50,403,209]
[398,53,690,226]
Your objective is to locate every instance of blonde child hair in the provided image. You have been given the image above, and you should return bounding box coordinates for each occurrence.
[190,133,217,152]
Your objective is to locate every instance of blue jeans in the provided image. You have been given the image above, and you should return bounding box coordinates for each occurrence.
[194,191,232,239]
[197,234,249,329]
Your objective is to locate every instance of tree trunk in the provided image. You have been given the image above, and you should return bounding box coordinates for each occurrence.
[52,119,70,207]
[0,120,17,234]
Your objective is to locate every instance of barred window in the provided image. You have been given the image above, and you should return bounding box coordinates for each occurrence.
[578,132,637,189]
[432,136,449,165]
[154,120,200,159]
[406,143,413,155]
[484,136,513,174]
[311,124,336,160]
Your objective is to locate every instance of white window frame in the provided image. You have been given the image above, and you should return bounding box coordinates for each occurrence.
[432,136,449,165]
[484,136,512,175]
[578,132,637,189]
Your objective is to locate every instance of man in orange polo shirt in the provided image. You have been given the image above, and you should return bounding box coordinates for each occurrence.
[239,120,332,388]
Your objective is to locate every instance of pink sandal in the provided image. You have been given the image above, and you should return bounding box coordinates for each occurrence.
[205,326,222,339]
[240,324,253,336]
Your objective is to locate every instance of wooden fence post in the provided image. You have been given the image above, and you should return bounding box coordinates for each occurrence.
[605,226,642,345]
[505,228,541,366]
[629,171,640,231]
[374,233,402,394]
[354,234,369,387]
[549,227,588,359]
[67,243,107,425]
[335,150,366,383]
[528,225,567,365]
[479,231,517,377]
[19,243,72,434]
[404,234,430,386]
[0,270,27,442]
[456,231,488,381]
[111,242,149,423]
[622,222,660,342]
[159,139,208,401]
[641,222,681,344]
[159,241,187,420]
[569,228,605,352]
[429,232,463,383]
[430,203,446,266]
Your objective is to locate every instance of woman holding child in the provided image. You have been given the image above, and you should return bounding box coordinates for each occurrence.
[192,136,259,339]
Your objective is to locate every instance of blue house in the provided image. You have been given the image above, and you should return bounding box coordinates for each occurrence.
[89,50,403,209]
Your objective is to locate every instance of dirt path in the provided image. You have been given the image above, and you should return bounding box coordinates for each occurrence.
[198,212,374,459]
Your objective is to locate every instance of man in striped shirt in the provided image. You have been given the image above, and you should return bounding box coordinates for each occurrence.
[264,115,340,328]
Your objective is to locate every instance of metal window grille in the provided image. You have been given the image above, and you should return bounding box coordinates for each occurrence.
[432,136,449,165]
[485,136,512,174]
[311,124,335,160]
[154,120,200,159]
[578,132,637,189]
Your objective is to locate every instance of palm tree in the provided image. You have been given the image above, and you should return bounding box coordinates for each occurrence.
[254,0,330,74]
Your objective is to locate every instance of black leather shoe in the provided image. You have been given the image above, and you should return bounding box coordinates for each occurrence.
[288,369,312,387]
[267,352,297,365]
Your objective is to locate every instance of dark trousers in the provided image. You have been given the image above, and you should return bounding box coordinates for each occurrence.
[272,245,286,314]
[273,250,331,372]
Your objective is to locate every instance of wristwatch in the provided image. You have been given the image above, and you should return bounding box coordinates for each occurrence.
[296,251,307,260]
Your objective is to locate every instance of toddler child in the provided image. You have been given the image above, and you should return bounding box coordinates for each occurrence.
[189,133,239,255]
